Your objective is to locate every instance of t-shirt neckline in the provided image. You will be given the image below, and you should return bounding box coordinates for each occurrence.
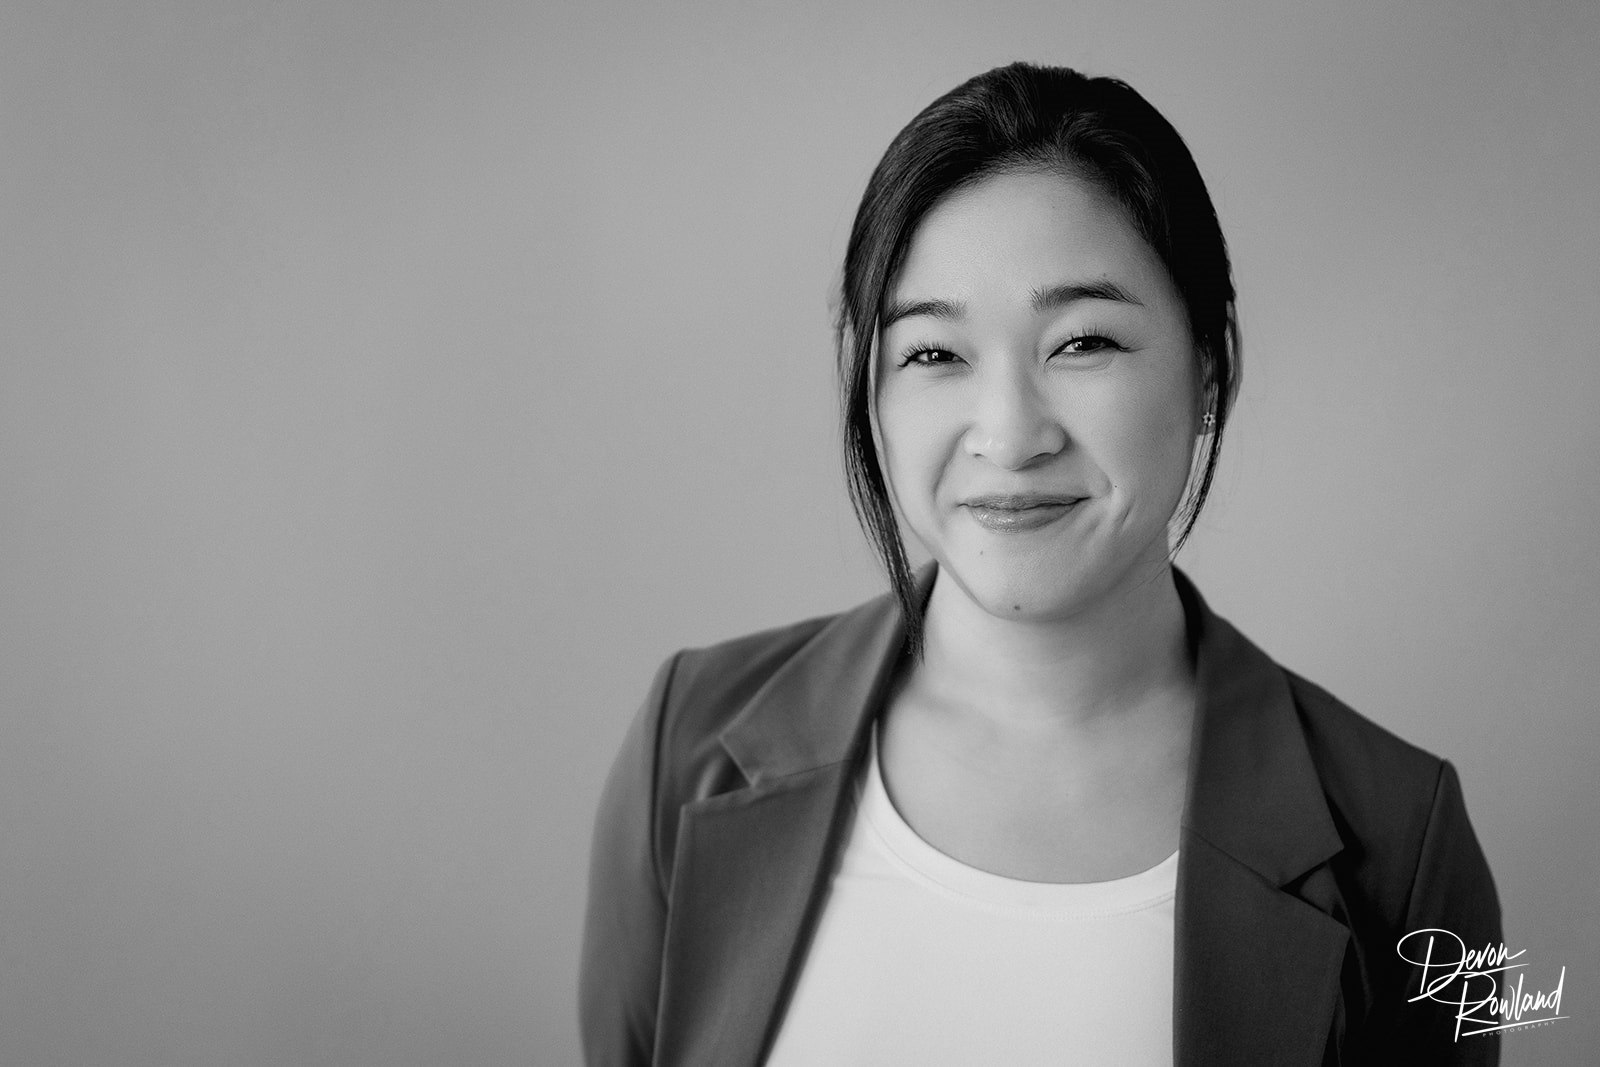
[861,715,1180,915]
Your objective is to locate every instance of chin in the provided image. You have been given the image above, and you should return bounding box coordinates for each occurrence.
[942,552,1102,621]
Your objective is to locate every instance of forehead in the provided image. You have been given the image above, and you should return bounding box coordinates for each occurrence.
[889,169,1166,304]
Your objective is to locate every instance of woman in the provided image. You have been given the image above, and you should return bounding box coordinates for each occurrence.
[579,63,1501,1066]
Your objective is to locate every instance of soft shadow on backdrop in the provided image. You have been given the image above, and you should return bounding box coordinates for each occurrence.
[3,1,1596,1064]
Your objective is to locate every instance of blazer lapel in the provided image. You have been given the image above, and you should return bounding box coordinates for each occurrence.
[1171,571,1349,1065]
[652,576,916,1067]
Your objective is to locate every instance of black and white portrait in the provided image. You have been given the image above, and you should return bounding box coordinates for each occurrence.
[2,2,1595,1065]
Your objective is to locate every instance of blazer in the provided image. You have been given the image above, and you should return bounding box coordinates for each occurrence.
[579,565,1502,1065]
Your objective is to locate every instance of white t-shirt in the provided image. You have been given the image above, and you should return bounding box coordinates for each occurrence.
[764,719,1178,1066]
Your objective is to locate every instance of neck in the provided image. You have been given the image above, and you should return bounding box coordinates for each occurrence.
[915,560,1195,737]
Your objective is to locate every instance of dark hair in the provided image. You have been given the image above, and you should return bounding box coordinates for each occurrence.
[837,62,1241,659]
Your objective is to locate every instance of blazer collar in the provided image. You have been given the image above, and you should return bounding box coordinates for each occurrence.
[715,565,916,786]
[719,561,1342,887]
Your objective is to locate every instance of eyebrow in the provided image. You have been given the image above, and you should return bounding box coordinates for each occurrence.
[880,279,1144,329]
[1030,279,1144,312]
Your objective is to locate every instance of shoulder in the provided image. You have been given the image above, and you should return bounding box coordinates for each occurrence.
[1189,580,1454,869]
[1276,663,1487,926]
[662,609,842,740]
[1283,666,1448,823]
[644,594,874,791]
[1184,571,1481,930]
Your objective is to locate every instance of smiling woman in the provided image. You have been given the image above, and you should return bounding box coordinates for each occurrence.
[579,63,1502,1066]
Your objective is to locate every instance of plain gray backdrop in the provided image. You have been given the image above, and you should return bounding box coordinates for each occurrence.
[3,1,1596,1064]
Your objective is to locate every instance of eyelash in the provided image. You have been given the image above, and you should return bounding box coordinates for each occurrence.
[893,330,1126,368]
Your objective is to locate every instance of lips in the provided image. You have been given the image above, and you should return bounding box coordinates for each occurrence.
[961,493,1086,532]
[962,493,1086,510]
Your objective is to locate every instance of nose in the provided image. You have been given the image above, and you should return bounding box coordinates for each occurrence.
[962,364,1068,469]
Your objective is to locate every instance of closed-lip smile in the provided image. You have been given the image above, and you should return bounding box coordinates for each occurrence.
[961,493,1086,533]
[962,493,1086,510]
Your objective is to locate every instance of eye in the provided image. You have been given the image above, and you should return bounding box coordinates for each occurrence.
[1052,333,1124,359]
[895,345,963,368]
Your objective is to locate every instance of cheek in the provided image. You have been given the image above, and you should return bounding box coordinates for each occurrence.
[871,395,914,514]
[876,392,950,486]
[1091,375,1198,500]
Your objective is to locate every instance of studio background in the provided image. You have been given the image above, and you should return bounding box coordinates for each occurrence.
[3,1,1596,1064]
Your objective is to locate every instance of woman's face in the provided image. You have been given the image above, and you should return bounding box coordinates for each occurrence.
[874,168,1203,623]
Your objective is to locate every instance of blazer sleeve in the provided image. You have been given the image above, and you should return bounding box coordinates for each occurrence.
[578,653,680,1067]
[1382,759,1503,1065]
